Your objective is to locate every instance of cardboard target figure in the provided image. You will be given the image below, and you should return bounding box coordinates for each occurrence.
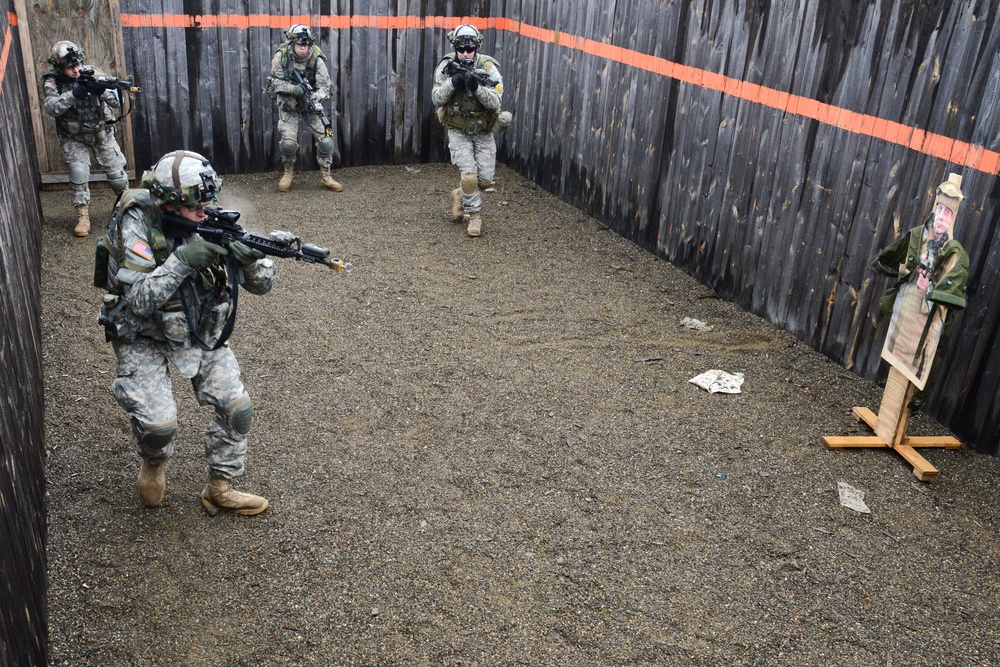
[823,173,969,480]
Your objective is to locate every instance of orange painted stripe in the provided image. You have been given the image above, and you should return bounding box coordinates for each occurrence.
[0,24,12,97]
[116,13,999,175]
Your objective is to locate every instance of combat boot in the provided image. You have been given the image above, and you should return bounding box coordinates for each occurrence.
[466,212,482,237]
[320,167,343,192]
[74,204,90,237]
[451,187,464,222]
[277,164,295,192]
[200,477,268,515]
[137,459,166,507]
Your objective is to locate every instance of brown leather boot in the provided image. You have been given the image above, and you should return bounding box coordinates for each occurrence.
[320,167,343,192]
[137,459,166,507]
[200,477,268,515]
[466,212,482,237]
[451,187,464,222]
[74,204,90,237]
[277,164,295,192]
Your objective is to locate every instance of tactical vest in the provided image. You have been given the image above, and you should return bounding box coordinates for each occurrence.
[438,53,501,133]
[94,189,170,292]
[271,44,326,112]
[43,67,113,140]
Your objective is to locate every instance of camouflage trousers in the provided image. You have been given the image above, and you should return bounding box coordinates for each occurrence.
[277,110,333,168]
[60,130,127,206]
[111,338,252,480]
[447,128,496,213]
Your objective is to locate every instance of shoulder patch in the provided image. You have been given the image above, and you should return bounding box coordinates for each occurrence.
[130,239,154,262]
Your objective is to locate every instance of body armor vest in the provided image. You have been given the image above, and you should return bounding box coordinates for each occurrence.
[438,53,501,133]
[43,67,114,140]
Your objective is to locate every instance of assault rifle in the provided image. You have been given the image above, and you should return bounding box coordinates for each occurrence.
[291,68,332,137]
[78,66,140,94]
[162,207,348,271]
[444,59,494,97]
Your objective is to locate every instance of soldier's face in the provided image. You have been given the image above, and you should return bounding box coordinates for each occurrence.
[166,203,207,222]
[932,203,954,237]
[293,43,310,57]
[456,46,476,63]
[62,63,82,78]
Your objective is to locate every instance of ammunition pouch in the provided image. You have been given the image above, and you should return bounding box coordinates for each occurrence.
[98,293,137,342]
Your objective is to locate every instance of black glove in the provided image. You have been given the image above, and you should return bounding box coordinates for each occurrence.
[466,76,479,93]
[291,84,306,98]
[229,241,265,266]
[450,73,466,89]
[71,84,91,100]
[174,241,227,270]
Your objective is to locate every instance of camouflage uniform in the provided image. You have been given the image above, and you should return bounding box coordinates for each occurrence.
[101,193,276,480]
[267,43,336,169]
[432,47,504,233]
[42,66,128,206]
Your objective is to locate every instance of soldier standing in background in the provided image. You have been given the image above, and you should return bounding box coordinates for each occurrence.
[42,40,129,237]
[267,24,343,193]
[431,24,511,238]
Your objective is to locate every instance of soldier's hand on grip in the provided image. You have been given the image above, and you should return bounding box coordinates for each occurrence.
[174,241,227,270]
[450,73,466,89]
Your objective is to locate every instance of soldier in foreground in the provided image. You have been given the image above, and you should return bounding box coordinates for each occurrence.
[431,24,511,237]
[95,150,274,515]
[267,24,343,193]
[42,40,131,237]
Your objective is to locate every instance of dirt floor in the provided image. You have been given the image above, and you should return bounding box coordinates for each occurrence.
[41,163,1000,666]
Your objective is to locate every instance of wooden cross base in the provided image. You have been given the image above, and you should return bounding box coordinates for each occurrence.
[822,368,961,481]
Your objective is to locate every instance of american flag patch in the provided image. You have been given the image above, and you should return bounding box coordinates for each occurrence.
[130,240,154,261]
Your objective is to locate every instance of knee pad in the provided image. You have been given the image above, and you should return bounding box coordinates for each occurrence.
[316,136,335,158]
[131,416,177,450]
[220,393,253,438]
[280,140,299,161]
[461,171,479,196]
[68,162,90,186]
[108,176,129,194]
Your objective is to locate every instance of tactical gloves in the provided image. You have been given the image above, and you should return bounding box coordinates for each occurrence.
[174,241,227,270]
[291,84,306,98]
[466,76,479,93]
[229,241,265,266]
[450,73,466,89]
[71,84,91,100]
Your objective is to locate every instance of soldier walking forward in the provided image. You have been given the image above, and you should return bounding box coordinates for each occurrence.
[95,150,275,514]
[42,40,129,237]
[431,24,511,237]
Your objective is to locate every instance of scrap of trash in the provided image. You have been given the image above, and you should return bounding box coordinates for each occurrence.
[680,317,713,332]
[837,481,871,514]
[689,369,744,394]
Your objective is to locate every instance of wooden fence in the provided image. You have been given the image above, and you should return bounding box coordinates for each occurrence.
[104,0,1000,450]
[0,6,48,667]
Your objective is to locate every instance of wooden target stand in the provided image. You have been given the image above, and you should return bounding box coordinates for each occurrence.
[823,367,961,481]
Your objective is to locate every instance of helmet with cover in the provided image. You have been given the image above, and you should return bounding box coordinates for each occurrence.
[933,174,964,216]
[141,150,222,207]
[49,40,84,68]
[286,24,315,45]
[447,24,483,51]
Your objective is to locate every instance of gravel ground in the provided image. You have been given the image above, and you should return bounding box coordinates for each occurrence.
[41,163,1000,666]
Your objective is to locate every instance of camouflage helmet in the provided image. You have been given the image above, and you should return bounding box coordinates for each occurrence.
[447,24,483,50]
[934,174,964,216]
[286,24,314,45]
[141,150,222,207]
[49,40,84,68]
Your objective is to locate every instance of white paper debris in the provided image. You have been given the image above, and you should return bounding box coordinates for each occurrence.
[689,369,745,394]
[837,482,871,514]
[680,317,713,332]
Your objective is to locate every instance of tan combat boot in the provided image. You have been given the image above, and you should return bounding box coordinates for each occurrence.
[200,477,268,515]
[466,212,482,237]
[451,187,464,222]
[277,164,295,192]
[320,167,343,192]
[137,459,166,507]
[74,204,90,237]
